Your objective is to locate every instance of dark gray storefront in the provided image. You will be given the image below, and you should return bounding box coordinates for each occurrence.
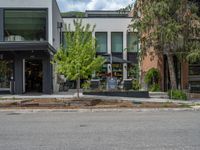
[0,8,55,94]
[0,42,55,94]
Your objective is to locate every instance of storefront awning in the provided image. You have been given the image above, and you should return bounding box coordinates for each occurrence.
[103,55,132,64]
[0,42,56,54]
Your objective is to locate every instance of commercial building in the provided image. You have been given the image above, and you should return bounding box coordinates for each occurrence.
[0,0,138,94]
[62,11,138,83]
[0,0,63,94]
[138,0,200,93]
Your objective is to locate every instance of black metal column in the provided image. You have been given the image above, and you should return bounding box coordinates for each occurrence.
[42,55,53,94]
[14,56,23,94]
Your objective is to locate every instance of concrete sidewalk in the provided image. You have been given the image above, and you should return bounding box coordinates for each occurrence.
[0,91,200,105]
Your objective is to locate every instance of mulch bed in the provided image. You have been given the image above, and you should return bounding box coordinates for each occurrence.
[0,98,191,109]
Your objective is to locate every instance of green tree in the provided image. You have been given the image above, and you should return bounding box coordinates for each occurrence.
[130,0,200,89]
[54,20,105,98]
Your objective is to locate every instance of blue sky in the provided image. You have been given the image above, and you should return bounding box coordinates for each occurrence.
[57,0,134,12]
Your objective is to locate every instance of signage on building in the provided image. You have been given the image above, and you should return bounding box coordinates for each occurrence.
[108,77,117,90]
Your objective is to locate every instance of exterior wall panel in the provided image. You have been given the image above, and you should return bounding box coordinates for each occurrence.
[52,0,63,49]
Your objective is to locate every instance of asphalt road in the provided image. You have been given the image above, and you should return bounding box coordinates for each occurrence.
[0,110,200,150]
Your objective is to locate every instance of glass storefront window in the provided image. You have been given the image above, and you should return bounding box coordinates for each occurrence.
[127,32,138,52]
[96,64,107,80]
[0,60,13,89]
[189,66,200,75]
[189,63,200,93]
[112,63,123,79]
[128,64,139,79]
[4,9,47,42]
[95,32,107,53]
[111,32,123,52]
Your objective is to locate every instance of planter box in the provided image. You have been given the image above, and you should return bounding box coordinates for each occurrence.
[0,90,10,94]
[83,91,149,98]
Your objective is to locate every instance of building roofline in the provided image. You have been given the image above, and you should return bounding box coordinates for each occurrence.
[54,0,62,18]
[62,10,131,18]
[85,10,130,12]
[62,16,133,19]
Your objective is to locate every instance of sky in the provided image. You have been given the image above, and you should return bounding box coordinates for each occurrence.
[57,0,134,12]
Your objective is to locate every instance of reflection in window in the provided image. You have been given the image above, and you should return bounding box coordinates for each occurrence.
[112,63,123,79]
[127,32,138,52]
[189,63,200,93]
[111,32,123,52]
[95,32,107,53]
[96,64,107,79]
[189,66,200,76]
[4,10,47,42]
[0,60,13,89]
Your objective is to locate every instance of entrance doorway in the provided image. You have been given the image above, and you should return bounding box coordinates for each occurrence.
[25,59,43,93]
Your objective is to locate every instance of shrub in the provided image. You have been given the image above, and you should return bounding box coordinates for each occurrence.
[144,68,160,85]
[132,80,140,90]
[144,68,160,92]
[168,90,187,100]
[149,84,160,92]
[82,81,91,90]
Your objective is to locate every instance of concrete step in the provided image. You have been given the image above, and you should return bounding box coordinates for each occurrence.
[149,92,169,99]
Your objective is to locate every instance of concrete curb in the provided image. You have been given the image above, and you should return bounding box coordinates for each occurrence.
[0,107,200,113]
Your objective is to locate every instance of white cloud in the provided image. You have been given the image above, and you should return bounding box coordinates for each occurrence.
[57,0,134,12]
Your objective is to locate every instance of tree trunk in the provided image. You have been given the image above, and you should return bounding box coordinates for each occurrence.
[166,53,177,89]
[76,77,80,99]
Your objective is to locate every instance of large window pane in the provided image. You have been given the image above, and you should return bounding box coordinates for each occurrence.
[112,63,123,79]
[127,32,138,52]
[0,60,13,90]
[4,9,47,42]
[95,32,107,53]
[111,32,123,52]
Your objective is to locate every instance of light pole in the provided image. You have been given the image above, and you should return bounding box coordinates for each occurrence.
[110,53,113,79]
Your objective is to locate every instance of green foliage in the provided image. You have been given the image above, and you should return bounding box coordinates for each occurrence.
[186,42,200,63]
[61,11,85,18]
[131,0,200,89]
[53,20,105,97]
[0,60,8,79]
[128,64,140,79]
[149,84,160,92]
[54,19,105,81]
[132,80,140,90]
[132,0,187,52]
[144,68,160,91]
[82,81,91,90]
[168,89,187,100]
[144,68,160,84]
